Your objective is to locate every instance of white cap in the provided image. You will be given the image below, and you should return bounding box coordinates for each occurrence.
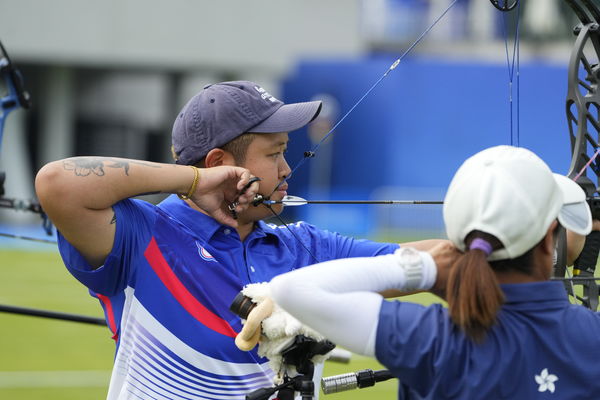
[443,146,592,261]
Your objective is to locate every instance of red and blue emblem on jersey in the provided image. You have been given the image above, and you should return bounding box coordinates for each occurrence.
[196,241,217,262]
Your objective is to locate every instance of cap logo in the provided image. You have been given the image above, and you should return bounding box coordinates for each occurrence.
[254,85,278,103]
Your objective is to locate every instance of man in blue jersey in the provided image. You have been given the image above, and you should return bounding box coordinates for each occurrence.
[35,81,452,400]
[269,145,600,399]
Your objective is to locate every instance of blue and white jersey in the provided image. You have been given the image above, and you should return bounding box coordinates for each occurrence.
[376,281,600,399]
[58,194,398,400]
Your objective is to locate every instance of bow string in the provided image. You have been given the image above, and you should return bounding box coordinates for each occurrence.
[257,0,466,263]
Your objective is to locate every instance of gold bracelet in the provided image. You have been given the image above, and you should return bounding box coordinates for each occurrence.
[178,166,200,200]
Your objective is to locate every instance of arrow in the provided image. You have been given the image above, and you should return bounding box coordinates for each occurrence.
[263,195,443,206]
[0,304,106,326]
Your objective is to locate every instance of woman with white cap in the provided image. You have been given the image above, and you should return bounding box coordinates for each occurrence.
[268,145,600,398]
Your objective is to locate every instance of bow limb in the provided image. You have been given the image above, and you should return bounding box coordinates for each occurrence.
[0,42,66,322]
[0,41,52,233]
[554,0,600,310]
[0,40,31,146]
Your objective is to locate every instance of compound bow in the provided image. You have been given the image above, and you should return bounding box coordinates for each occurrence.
[0,40,52,232]
[554,0,600,311]
[0,41,105,325]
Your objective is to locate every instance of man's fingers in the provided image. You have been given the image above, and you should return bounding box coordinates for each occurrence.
[236,176,260,202]
[238,176,261,195]
[231,175,260,209]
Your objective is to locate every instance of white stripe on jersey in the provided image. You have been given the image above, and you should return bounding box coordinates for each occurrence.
[106,289,275,400]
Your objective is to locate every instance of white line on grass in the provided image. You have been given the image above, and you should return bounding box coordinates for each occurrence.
[0,370,110,388]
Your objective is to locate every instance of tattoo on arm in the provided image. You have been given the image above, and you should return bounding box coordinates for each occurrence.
[110,212,117,225]
[62,157,160,177]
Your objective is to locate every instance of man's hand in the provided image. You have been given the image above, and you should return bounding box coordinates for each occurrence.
[428,240,462,299]
[190,166,259,227]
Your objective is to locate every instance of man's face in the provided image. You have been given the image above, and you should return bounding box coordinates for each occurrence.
[236,132,291,221]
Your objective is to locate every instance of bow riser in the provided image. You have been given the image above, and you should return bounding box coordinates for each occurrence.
[565,23,600,194]
[558,0,600,310]
[0,41,31,136]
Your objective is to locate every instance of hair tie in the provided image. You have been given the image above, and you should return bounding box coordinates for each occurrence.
[469,238,493,256]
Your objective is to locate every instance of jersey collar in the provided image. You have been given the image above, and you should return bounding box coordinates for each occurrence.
[158,194,279,242]
[500,281,570,309]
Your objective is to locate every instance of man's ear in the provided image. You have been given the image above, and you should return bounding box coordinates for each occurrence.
[204,149,236,167]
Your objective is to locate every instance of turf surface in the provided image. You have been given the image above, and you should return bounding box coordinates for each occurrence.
[8,247,589,399]
[1,249,414,399]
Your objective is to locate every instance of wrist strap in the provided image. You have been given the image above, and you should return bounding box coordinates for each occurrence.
[178,166,200,200]
[394,247,437,290]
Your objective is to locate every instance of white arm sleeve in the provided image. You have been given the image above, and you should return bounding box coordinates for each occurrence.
[269,248,436,357]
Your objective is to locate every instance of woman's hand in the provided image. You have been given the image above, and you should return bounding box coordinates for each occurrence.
[428,240,462,299]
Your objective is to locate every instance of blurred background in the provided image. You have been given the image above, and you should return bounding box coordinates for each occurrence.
[0,0,589,398]
[0,0,584,238]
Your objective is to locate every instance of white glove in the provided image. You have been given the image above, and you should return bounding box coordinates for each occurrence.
[235,282,332,384]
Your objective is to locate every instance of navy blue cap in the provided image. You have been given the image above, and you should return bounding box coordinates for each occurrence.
[172,81,322,165]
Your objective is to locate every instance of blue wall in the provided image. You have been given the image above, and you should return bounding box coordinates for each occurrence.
[279,55,571,236]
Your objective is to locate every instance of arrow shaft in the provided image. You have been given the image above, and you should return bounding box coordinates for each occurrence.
[0,232,57,244]
[269,200,443,205]
[0,304,107,326]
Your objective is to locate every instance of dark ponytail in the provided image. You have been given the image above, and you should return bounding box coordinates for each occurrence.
[446,232,504,342]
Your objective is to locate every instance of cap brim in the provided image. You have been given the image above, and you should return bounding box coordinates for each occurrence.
[554,174,592,236]
[248,100,322,133]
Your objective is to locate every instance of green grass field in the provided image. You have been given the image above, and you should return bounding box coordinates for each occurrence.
[0,249,114,399]
[0,247,448,399]
[3,247,589,399]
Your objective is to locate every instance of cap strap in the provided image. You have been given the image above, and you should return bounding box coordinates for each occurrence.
[469,238,493,256]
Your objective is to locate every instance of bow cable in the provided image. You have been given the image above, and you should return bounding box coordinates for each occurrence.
[499,0,521,146]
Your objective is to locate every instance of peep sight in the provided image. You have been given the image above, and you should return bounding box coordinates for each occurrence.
[252,193,266,206]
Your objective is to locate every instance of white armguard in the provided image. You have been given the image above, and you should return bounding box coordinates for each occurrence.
[270,248,437,356]
[394,247,437,291]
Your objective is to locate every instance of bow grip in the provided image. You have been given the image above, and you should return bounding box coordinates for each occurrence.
[573,231,600,311]
[574,231,600,274]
